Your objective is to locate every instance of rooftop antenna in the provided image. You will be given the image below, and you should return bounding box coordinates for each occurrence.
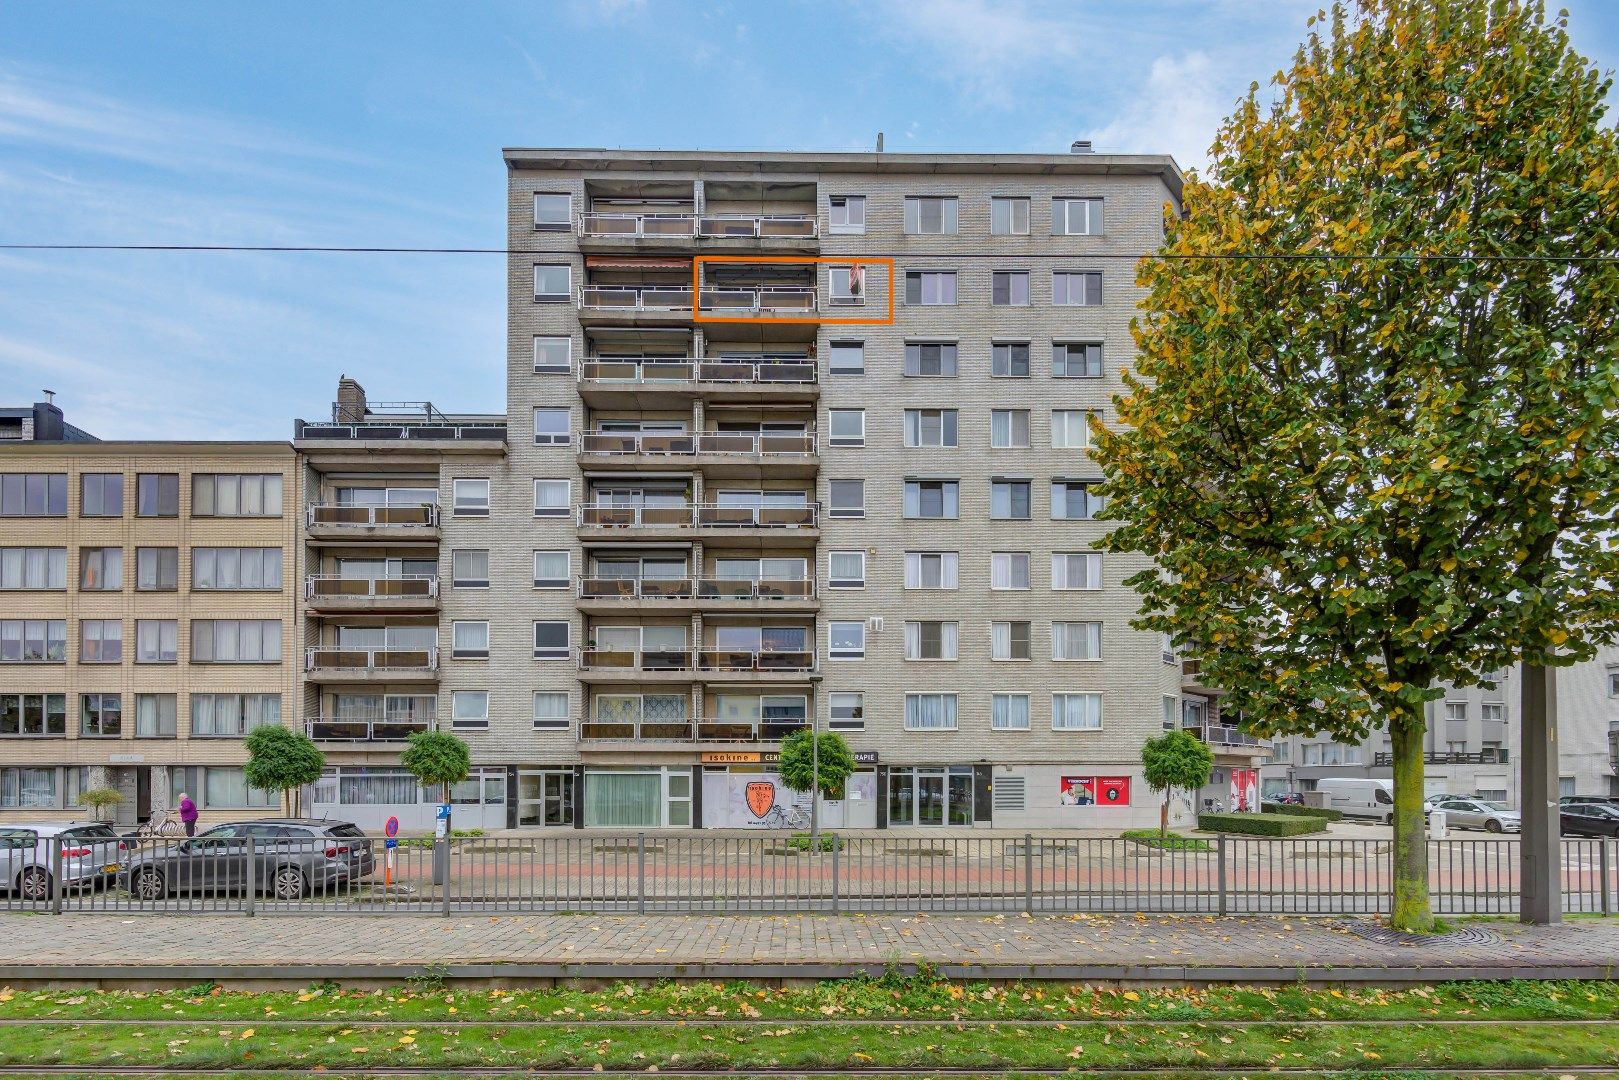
[876,131,884,153]
[42,390,55,403]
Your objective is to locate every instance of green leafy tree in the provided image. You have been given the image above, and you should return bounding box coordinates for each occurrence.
[242,726,325,817]
[777,730,855,800]
[400,730,471,826]
[1092,0,1619,930]
[80,787,124,824]
[1140,730,1215,838]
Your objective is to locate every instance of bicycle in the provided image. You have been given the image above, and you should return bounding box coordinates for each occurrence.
[136,807,186,840]
[756,805,812,830]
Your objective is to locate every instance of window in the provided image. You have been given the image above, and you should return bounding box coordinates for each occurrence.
[904,271,957,305]
[904,409,958,448]
[829,621,866,660]
[533,192,572,230]
[79,547,122,590]
[992,693,1030,730]
[992,621,1031,661]
[0,620,66,663]
[828,266,864,305]
[904,479,959,519]
[190,694,281,737]
[991,552,1030,590]
[135,620,177,664]
[533,479,570,518]
[905,693,957,730]
[0,767,59,805]
[1163,695,1180,731]
[533,263,571,301]
[534,335,572,374]
[828,551,866,589]
[203,768,275,808]
[992,271,1029,306]
[533,408,571,445]
[1,547,66,589]
[533,692,569,730]
[828,479,865,519]
[828,409,866,447]
[191,474,283,517]
[1052,552,1103,589]
[905,621,958,660]
[452,549,490,588]
[1053,692,1103,730]
[445,478,487,518]
[1482,702,1506,722]
[1054,342,1103,377]
[80,694,121,737]
[0,474,66,517]
[1609,667,1619,697]
[991,480,1031,520]
[829,692,864,730]
[1053,271,1103,306]
[991,196,1029,235]
[451,691,489,730]
[1051,480,1103,520]
[135,473,179,517]
[135,694,177,738]
[1054,197,1104,235]
[1444,701,1468,722]
[903,195,958,234]
[992,342,1030,377]
[904,551,959,589]
[0,694,67,737]
[828,194,866,233]
[134,547,178,591]
[533,550,569,589]
[79,474,122,517]
[190,620,282,663]
[452,621,490,659]
[533,620,569,660]
[192,548,283,590]
[1052,621,1103,660]
[991,409,1030,448]
[829,341,865,374]
[904,342,957,377]
[1052,410,1096,449]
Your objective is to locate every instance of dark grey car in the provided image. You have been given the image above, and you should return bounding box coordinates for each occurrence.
[123,819,374,901]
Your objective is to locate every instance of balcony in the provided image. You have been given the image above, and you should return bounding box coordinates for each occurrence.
[305,574,440,614]
[576,430,818,477]
[576,212,818,255]
[1373,749,1510,767]
[1186,722,1270,755]
[575,503,819,546]
[576,357,817,406]
[578,717,809,744]
[305,503,440,544]
[575,648,816,683]
[295,401,505,447]
[305,716,434,743]
[305,647,440,684]
[576,285,819,325]
[575,576,817,613]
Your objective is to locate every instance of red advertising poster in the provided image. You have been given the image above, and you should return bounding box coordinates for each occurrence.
[1096,776,1131,806]
[1229,769,1259,812]
[1059,776,1096,805]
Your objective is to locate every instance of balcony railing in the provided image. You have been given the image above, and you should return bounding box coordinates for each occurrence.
[305,716,434,742]
[578,358,817,386]
[579,212,817,239]
[1186,722,1269,749]
[295,419,505,441]
[305,647,439,672]
[1373,749,1509,767]
[574,504,818,530]
[305,503,439,529]
[577,431,817,457]
[577,577,815,601]
[577,285,818,316]
[577,284,693,311]
[696,503,818,528]
[576,649,816,673]
[305,575,439,601]
[578,717,810,742]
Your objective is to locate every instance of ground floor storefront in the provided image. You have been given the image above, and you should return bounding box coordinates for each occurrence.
[1,761,278,826]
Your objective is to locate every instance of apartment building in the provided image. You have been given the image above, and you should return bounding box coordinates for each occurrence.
[0,424,300,825]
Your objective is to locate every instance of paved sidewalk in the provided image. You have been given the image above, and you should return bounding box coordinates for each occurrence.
[3,913,1617,986]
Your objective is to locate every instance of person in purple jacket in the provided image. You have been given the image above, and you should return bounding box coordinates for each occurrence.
[177,792,199,837]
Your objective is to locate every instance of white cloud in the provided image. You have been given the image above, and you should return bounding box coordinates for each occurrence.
[867,0,1080,106]
[1084,50,1234,173]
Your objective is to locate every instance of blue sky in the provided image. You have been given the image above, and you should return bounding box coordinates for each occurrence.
[4,0,1618,439]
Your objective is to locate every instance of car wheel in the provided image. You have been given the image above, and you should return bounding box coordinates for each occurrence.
[1485,819,1503,833]
[272,866,306,900]
[17,867,51,902]
[133,868,166,901]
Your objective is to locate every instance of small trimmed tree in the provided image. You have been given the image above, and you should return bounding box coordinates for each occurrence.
[243,726,325,817]
[1140,730,1214,838]
[400,730,471,829]
[81,787,124,824]
[777,729,855,800]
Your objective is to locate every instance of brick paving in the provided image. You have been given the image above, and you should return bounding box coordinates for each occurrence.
[3,912,1617,983]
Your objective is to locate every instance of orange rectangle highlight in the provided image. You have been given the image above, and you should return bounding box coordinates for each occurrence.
[692,255,895,325]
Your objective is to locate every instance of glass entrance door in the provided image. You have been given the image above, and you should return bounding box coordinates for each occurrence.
[518,770,574,827]
[916,770,946,826]
[888,767,973,827]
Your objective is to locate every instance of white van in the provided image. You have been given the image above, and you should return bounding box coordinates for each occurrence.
[1315,778,1395,823]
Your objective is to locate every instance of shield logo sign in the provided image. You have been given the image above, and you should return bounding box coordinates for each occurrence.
[745,781,776,819]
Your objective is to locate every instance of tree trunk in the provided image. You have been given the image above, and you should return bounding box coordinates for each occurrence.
[1389,715,1434,932]
[1160,792,1170,839]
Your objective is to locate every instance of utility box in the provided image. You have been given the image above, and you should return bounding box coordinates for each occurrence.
[1429,808,1448,840]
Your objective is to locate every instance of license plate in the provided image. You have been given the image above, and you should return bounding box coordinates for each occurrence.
[102,864,120,873]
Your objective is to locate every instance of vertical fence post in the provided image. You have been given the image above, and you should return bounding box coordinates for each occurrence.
[438,838,452,917]
[1023,833,1034,914]
[245,836,256,917]
[831,838,840,914]
[49,841,63,915]
[637,833,646,915]
[1216,834,1228,917]
[1603,839,1613,918]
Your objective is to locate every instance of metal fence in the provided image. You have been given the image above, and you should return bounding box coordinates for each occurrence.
[1,833,1614,917]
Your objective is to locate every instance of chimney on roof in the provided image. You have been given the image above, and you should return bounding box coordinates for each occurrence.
[31,398,65,442]
[335,375,368,423]
[1070,140,1094,154]
[876,131,885,153]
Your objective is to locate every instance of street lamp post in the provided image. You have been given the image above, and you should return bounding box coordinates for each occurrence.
[809,674,823,851]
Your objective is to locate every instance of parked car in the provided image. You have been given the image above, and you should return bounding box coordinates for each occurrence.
[1559,795,1619,807]
[1560,802,1619,838]
[1424,792,1455,807]
[1426,797,1521,833]
[121,819,374,901]
[1315,778,1395,823]
[0,823,130,900]
[1265,792,1306,806]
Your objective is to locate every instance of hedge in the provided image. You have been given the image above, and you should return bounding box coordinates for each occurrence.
[1262,802,1345,822]
[1197,812,1327,836]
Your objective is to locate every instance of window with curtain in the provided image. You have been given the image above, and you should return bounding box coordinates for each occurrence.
[0,474,66,517]
[190,694,281,737]
[135,694,177,737]
[904,552,958,589]
[990,552,1030,590]
[134,547,177,591]
[991,410,1029,448]
[532,692,569,729]
[453,549,490,588]
[533,550,569,588]
[1053,693,1103,730]
[1052,410,1094,449]
[1051,552,1102,589]
[991,197,1030,235]
[192,548,282,590]
[991,621,1031,661]
[1052,621,1103,660]
[190,620,281,663]
[135,473,179,517]
[79,547,122,590]
[0,548,67,589]
[903,196,958,234]
[1052,272,1102,306]
[904,621,958,660]
[828,551,865,588]
[0,620,67,663]
[79,473,122,517]
[191,474,283,517]
[904,693,958,730]
[452,621,490,658]
[1053,197,1104,235]
[79,620,121,663]
[583,770,663,827]
[1054,342,1103,377]
[904,409,957,448]
[204,767,274,808]
[1051,481,1102,520]
[990,481,1030,520]
[451,691,489,728]
[992,693,1030,730]
[135,620,177,663]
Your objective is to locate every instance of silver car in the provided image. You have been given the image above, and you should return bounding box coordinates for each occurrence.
[1428,797,1521,833]
[0,823,130,901]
